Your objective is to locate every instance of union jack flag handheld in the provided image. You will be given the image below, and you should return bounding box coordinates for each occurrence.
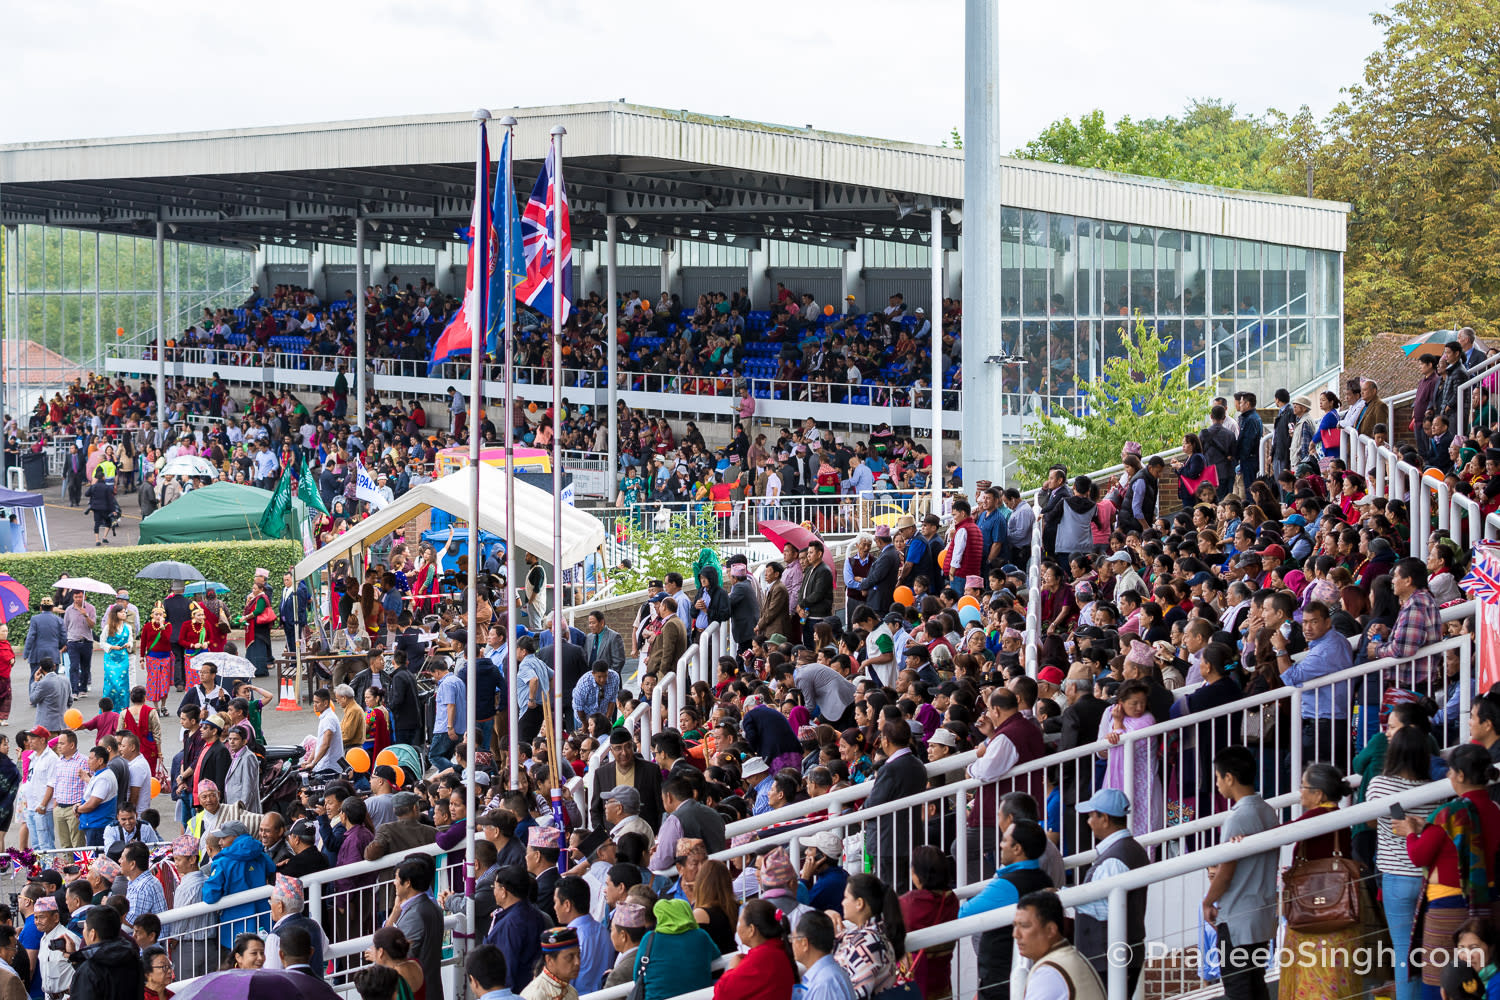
[1462,541,1500,691]
[516,140,573,321]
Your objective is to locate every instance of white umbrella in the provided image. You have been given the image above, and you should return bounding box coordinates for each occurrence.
[189,651,256,678]
[160,455,218,479]
[52,576,117,596]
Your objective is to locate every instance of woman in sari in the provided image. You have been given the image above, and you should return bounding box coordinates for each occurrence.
[363,685,392,758]
[1097,679,1164,842]
[1277,763,1361,999]
[140,604,174,715]
[1394,744,1500,998]
[101,605,133,712]
[410,544,440,614]
[198,590,232,652]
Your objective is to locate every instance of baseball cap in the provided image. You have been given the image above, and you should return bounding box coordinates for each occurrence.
[1037,666,1065,685]
[1106,551,1133,564]
[602,785,642,811]
[1187,571,1213,586]
[1077,788,1130,817]
[372,764,399,784]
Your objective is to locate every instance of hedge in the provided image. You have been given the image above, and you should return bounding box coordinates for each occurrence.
[3,540,303,650]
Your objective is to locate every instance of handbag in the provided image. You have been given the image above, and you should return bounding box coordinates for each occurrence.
[630,926,658,1000]
[1244,702,1277,744]
[1282,844,1362,933]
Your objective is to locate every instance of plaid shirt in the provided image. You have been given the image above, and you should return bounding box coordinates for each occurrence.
[126,870,167,922]
[1377,587,1444,685]
[570,670,620,724]
[49,753,88,806]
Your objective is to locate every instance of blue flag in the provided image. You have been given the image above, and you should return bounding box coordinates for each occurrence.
[487,130,524,357]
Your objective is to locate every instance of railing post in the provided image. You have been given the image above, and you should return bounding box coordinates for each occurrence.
[1107,885,1128,1000]
[1121,732,1135,815]
[1289,688,1303,817]
[954,787,968,888]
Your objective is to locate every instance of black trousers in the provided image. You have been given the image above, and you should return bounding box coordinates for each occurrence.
[1216,925,1270,1000]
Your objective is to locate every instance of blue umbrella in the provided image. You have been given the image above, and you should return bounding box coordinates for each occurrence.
[184,581,230,597]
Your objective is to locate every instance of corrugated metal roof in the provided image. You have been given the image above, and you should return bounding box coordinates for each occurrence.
[0,102,1347,252]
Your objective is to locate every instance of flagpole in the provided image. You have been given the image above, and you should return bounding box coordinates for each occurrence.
[464,106,490,961]
[549,125,567,784]
[499,115,521,790]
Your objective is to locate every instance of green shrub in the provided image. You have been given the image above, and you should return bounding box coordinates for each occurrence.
[4,540,302,650]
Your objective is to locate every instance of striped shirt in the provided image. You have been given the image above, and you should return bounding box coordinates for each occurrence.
[1365,774,1424,877]
[49,753,89,806]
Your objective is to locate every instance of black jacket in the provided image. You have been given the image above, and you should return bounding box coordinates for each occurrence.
[862,749,926,865]
[588,754,663,831]
[69,936,143,1000]
[384,665,422,735]
[863,542,901,614]
[727,580,760,644]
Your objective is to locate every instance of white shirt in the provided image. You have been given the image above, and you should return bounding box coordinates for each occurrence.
[313,708,345,771]
[23,748,58,810]
[126,754,152,812]
[967,730,1021,782]
[1073,829,1133,920]
[1023,963,1071,1000]
[765,471,782,501]
[83,768,118,807]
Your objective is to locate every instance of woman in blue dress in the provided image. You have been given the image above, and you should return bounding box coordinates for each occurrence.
[101,605,133,710]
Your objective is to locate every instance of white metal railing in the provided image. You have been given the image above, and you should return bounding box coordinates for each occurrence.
[709,619,1473,894]
[1455,349,1500,437]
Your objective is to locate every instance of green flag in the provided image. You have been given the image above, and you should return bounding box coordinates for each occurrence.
[258,466,294,539]
[297,459,329,517]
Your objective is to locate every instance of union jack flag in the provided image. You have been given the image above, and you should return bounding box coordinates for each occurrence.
[515,139,573,321]
[1462,542,1500,604]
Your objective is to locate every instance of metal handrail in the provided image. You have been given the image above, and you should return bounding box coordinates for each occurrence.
[707,628,1471,869]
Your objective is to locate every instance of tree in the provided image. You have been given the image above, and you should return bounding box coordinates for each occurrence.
[1015,101,1301,195]
[1293,0,1500,342]
[1012,317,1215,482]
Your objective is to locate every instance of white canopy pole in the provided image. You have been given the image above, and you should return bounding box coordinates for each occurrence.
[549,125,568,763]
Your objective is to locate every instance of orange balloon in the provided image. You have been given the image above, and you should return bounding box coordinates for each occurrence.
[394,769,405,788]
[115,327,125,337]
[64,709,83,730]
[150,778,161,799]
[345,747,371,773]
[957,596,980,611]
[892,586,914,608]
[376,748,401,771]
[822,304,835,316]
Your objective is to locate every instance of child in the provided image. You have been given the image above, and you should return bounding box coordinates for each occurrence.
[133,913,161,950]
[80,698,120,743]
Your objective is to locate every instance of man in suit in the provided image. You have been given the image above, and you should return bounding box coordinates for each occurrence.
[797,542,834,646]
[162,582,193,691]
[581,610,625,678]
[588,729,663,831]
[861,526,900,614]
[754,562,797,641]
[279,571,310,657]
[537,637,588,716]
[862,719,926,891]
[645,595,689,678]
[1270,388,1294,477]
[1199,406,1237,501]
[1459,326,1487,369]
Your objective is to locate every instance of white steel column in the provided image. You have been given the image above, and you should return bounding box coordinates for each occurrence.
[930,208,943,509]
[606,215,619,497]
[961,0,1004,487]
[155,222,166,435]
[93,234,102,373]
[354,217,366,429]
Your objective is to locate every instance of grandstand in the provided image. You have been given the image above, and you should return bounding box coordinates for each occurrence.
[2,101,1349,488]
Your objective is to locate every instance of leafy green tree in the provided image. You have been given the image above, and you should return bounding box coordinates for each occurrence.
[1015,101,1301,195]
[1012,317,1215,482]
[1293,0,1500,342]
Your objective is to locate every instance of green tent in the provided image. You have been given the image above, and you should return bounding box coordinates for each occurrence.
[138,482,310,544]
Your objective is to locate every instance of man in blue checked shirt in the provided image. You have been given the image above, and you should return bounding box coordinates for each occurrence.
[120,841,166,923]
[571,662,620,729]
[1274,598,1353,771]
[743,757,773,815]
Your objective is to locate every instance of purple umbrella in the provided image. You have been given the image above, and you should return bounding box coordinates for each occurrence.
[168,969,341,1000]
[0,575,28,624]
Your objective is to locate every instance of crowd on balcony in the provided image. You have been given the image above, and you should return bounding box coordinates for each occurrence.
[7,329,1500,1000]
[125,279,965,405]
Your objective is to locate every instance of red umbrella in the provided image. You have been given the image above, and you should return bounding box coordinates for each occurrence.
[757,519,834,568]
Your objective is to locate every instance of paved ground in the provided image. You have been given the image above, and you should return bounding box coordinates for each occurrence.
[23,480,145,552]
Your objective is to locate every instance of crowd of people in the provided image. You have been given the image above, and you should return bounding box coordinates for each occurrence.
[4,320,1500,1000]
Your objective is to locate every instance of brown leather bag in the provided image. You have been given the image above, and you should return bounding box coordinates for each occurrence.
[1282,850,1362,933]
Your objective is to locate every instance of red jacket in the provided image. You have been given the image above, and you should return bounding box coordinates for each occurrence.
[712,941,796,1000]
[951,516,983,579]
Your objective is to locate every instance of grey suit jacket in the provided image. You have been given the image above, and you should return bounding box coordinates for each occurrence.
[582,628,626,676]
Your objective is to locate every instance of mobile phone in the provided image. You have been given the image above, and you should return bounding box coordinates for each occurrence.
[1388,803,1406,821]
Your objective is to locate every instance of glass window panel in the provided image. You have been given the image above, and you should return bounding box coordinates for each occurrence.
[1210,238,1236,316]
[1262,243,1288,314]
[1236,240,1262,314]
[1129,226,1157,317]
[1049,215,1077,316]
[1101,224,1129,317]
[1287,248,1309,315]
[1022,211,1049,315]
[1075,220,1099,316]
[1315,250,1341,315]
[1000,208,1021,316]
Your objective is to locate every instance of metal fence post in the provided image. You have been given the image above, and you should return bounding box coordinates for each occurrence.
[1107,885,1128,1000]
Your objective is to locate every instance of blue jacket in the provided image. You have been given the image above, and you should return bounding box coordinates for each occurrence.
[485,900,547,995]
[201,834,277,948]
[1238,411,1264,472]
[958,859,1043,919]
[796,866,850,911]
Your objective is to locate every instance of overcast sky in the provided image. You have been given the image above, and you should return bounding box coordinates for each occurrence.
[6,0,1387,152]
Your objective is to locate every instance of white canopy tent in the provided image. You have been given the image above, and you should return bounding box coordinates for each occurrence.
[292,464,606,580]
